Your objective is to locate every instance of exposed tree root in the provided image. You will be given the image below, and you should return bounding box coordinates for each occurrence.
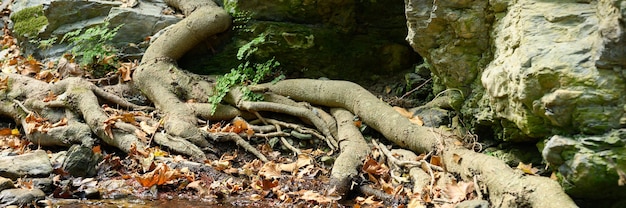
[263,79,577,207]
[329,108,370,195]
[0,0,578,206]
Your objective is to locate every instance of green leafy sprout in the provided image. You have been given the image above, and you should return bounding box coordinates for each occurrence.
[208,33,283,115]
[61,22,122,66]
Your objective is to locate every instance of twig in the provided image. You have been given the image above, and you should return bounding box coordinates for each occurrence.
[91,86,153,111]
[400,78,431,99]
[208,132,268,162]
[473,175,483,199]
[12,99,33,115]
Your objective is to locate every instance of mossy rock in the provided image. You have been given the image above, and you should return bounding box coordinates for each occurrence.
[10,5,48,38]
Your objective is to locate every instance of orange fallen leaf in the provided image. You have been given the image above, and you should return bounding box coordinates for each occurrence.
[430,155,442,167]
[135,163,180,187]
[0,128,12,136]
[92,145,101,154]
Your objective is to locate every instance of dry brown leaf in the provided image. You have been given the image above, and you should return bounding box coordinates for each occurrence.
[135,163,180,187]
[430,155,442,167]
[355,195,384,207]
[444,181,474,203]
[0,128,12,136]
[57,56,84,78]
[92,145,101,154]
[409,116,424,126]
[259,161,282,179]
[407,197,427,208]
[42,91,57,102]
[0,76,8,90]
[516,162,538,175]
[452,153,462,164]
[186,181,209,196]
[279,154,312,173]
[299,190,335,203]
[362,156,389,176]
[139,120,159,135]
[255,178,279,191]
[35,70,55,82]
[249,194,263,201]
[393,106,413,118]
[117,61,135,82]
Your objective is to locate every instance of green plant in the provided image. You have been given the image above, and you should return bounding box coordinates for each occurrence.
[208,58,281,114]
[11,5,48,38]
[208,32,283,115]
[30,37,58,50]
[61,22,122,66]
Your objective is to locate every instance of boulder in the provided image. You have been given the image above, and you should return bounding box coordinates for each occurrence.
[405,0,626,201]
[10,0,180,59]
[0,150,52,180]
[0,177,13,192]
[62,144,103,177]
[406,0,626,141]
[0,188,46,207]
[542,129,626,199]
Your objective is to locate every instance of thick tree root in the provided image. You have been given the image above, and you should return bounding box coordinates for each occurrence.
[329,108,370,196]
[265,79,577,207]
[132,0,231,160]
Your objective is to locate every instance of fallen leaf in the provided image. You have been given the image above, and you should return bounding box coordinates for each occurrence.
[452,153,462,164]
[186,181,209,197]
[516,162,538,175]
[259,161,282,179]
[409,116,424,126]
[355,195,384,207]
[298,190,335,203]
[254,178,279,191]
[430,155,442,167]
[249,194,263,201]
[279,154,312,173]
[43,91,58,102]
[0,128,12,136]
[361,157,389,176]
[444,181,474,203]
[0,76,8,90]
[139,120,159,135]
[92,145,101,154]
[393,106,413,118]
[135,163,180,187]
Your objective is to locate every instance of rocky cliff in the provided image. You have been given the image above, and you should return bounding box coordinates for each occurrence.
[406,0,626,201]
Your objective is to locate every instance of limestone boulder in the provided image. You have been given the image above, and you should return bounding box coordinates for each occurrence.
[406,0,626,140]
[481,0,626,140]
[405,0,626,201]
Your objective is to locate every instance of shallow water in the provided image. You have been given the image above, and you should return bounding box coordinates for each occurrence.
[50,198,269,208]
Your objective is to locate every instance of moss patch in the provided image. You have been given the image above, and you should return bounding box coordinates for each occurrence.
[11,5,48,38]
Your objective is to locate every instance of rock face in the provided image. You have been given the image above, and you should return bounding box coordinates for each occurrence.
[406,0,626,201]
[405,0,492,89]
[481,0,626,140]
[10,0,180,59]
[187,0,416,83]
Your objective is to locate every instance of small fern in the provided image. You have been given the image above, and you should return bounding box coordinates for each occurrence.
[209,58,280,115]
[61,22,122,66]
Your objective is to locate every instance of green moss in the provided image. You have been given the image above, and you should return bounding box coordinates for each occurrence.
[11,5,48,37]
